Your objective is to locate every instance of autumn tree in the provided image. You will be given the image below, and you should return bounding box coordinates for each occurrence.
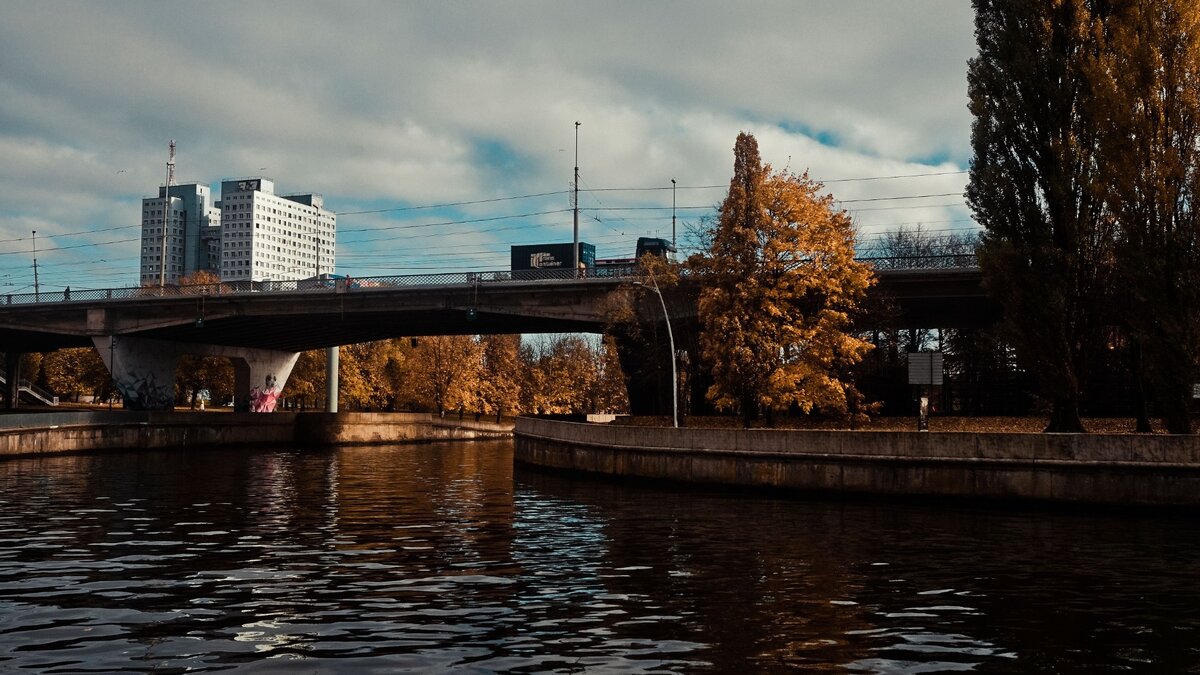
[288,348,327,410]
[588,335,629,414]
[479,334,523,422]
[175,355,233,408]
[41,348,111,403]
[966,0,1117,432]
[1091,0,1200,433]
[697,132,875,427]
[407,336,483,416]
[339,340,406,410]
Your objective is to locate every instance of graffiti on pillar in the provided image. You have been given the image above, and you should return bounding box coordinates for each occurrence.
[250,374,280,413]
[117,371,175,411]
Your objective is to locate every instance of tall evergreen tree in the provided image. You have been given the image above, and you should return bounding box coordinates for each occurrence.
[1092,0,1200,433]
[698,132,874,426]
[966,0,1116,432]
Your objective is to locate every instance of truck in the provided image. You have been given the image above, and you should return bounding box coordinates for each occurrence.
[510,242,596,271]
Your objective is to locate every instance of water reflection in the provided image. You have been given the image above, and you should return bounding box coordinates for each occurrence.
[0,441,1198,672]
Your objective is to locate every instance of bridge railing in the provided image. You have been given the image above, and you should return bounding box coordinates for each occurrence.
[0,254,976,307]
[0,266,648,306]
[858,253,979,271]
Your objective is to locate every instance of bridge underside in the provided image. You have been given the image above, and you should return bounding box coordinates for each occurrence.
[0,269,999,414]
[0,268,997,354]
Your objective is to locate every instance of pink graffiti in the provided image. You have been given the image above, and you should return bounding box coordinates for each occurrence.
[249,374,280,413]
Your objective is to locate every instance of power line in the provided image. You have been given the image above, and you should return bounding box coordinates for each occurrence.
[339,208,572,234]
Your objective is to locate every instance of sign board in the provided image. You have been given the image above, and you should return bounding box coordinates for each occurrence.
[908,352,944,386]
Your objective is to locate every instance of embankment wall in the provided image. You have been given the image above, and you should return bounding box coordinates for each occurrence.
[0,411,512,457]
[514,418,1200,506]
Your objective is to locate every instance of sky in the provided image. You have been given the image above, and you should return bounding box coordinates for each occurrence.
[0,1,978,293]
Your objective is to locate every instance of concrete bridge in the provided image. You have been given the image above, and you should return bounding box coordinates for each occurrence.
[0,257,996,411]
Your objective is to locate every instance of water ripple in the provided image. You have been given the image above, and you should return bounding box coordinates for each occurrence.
[1,441,1199,672]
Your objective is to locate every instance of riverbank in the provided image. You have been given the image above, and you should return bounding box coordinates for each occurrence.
[514,417,1200,506]
[0,411,513,458]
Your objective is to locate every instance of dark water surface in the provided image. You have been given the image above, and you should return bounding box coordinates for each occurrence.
[2,440,1199,673]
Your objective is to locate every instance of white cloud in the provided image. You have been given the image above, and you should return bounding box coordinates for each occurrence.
[0,0,978,286]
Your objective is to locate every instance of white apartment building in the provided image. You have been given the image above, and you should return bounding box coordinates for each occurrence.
[139,177,336,285]
[139,183,221,286]
[217,178,336,282]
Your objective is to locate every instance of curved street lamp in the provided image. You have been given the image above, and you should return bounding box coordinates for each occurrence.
[633,270,678,428]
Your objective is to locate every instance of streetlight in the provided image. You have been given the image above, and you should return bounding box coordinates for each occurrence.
[671,178,676,253]
[31,230,39,302]
[634,269,678,428]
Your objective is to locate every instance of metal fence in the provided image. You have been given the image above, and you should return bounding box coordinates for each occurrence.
[0,254,977,307]
[858,253,979,271]
[0,266,646,307]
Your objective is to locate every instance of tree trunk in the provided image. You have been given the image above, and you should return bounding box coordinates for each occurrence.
[1133,340,1153,433]
[1044,395,1085,433]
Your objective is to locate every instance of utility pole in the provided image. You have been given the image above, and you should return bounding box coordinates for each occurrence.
[31,230,39,302]
[573,121,580,275]
[671,178,677,254]
[159,140,176,288]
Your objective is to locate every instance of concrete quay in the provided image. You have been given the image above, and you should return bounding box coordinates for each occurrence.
[0,411,512,457]
[514,417,1200,506]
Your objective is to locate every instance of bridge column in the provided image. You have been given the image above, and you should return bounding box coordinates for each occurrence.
[226,348,300,413]
[610,325,674,417]
[4,351,20,410]
[92,336,180,410]
[326,346,339,413]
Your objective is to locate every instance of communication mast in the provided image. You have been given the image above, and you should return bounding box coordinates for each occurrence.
[159,140,176,288]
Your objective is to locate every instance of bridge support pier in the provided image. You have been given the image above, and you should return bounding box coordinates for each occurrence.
[230,348,300,413]
[326,346,339,413]
[93,336,180,410]
[611,325,675,418]
[93,336,299,412]
[4,351,20,410]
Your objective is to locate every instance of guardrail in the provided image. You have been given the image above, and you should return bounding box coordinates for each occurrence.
[0,254,977,307]
[858,253,979,271]
[0,372,58,406]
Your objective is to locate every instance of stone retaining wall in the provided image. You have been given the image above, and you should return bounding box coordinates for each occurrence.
[514,418,1200,506]
[0,411,513,457]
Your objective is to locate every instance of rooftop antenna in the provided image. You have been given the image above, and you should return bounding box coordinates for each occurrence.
[159,140,175,288]
[573,121,580,275]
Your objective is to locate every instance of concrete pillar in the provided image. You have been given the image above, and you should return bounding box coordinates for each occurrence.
[92,336,180,410]
[91,337,299,413]
[5,351,20,410]
[228,348,300,413]
[610,326,673,417]
[326,346,339,413]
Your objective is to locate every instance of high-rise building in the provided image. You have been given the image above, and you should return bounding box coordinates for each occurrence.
[138,176,336,285]
[217,178,336,282]
[139,183,221,286]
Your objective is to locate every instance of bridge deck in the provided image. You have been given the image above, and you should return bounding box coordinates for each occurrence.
[0,260,996,353]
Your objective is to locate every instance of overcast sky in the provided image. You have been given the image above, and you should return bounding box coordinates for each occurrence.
[0,1,977,291]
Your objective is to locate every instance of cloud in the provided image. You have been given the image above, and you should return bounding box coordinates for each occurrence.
[0,0,977,286]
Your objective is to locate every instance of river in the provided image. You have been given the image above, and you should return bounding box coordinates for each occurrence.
[1,439,1198,673]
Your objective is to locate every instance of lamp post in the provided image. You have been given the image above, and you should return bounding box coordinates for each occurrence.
[31,230,39,302]
[634,270,678,428]
[670,178,676,253]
